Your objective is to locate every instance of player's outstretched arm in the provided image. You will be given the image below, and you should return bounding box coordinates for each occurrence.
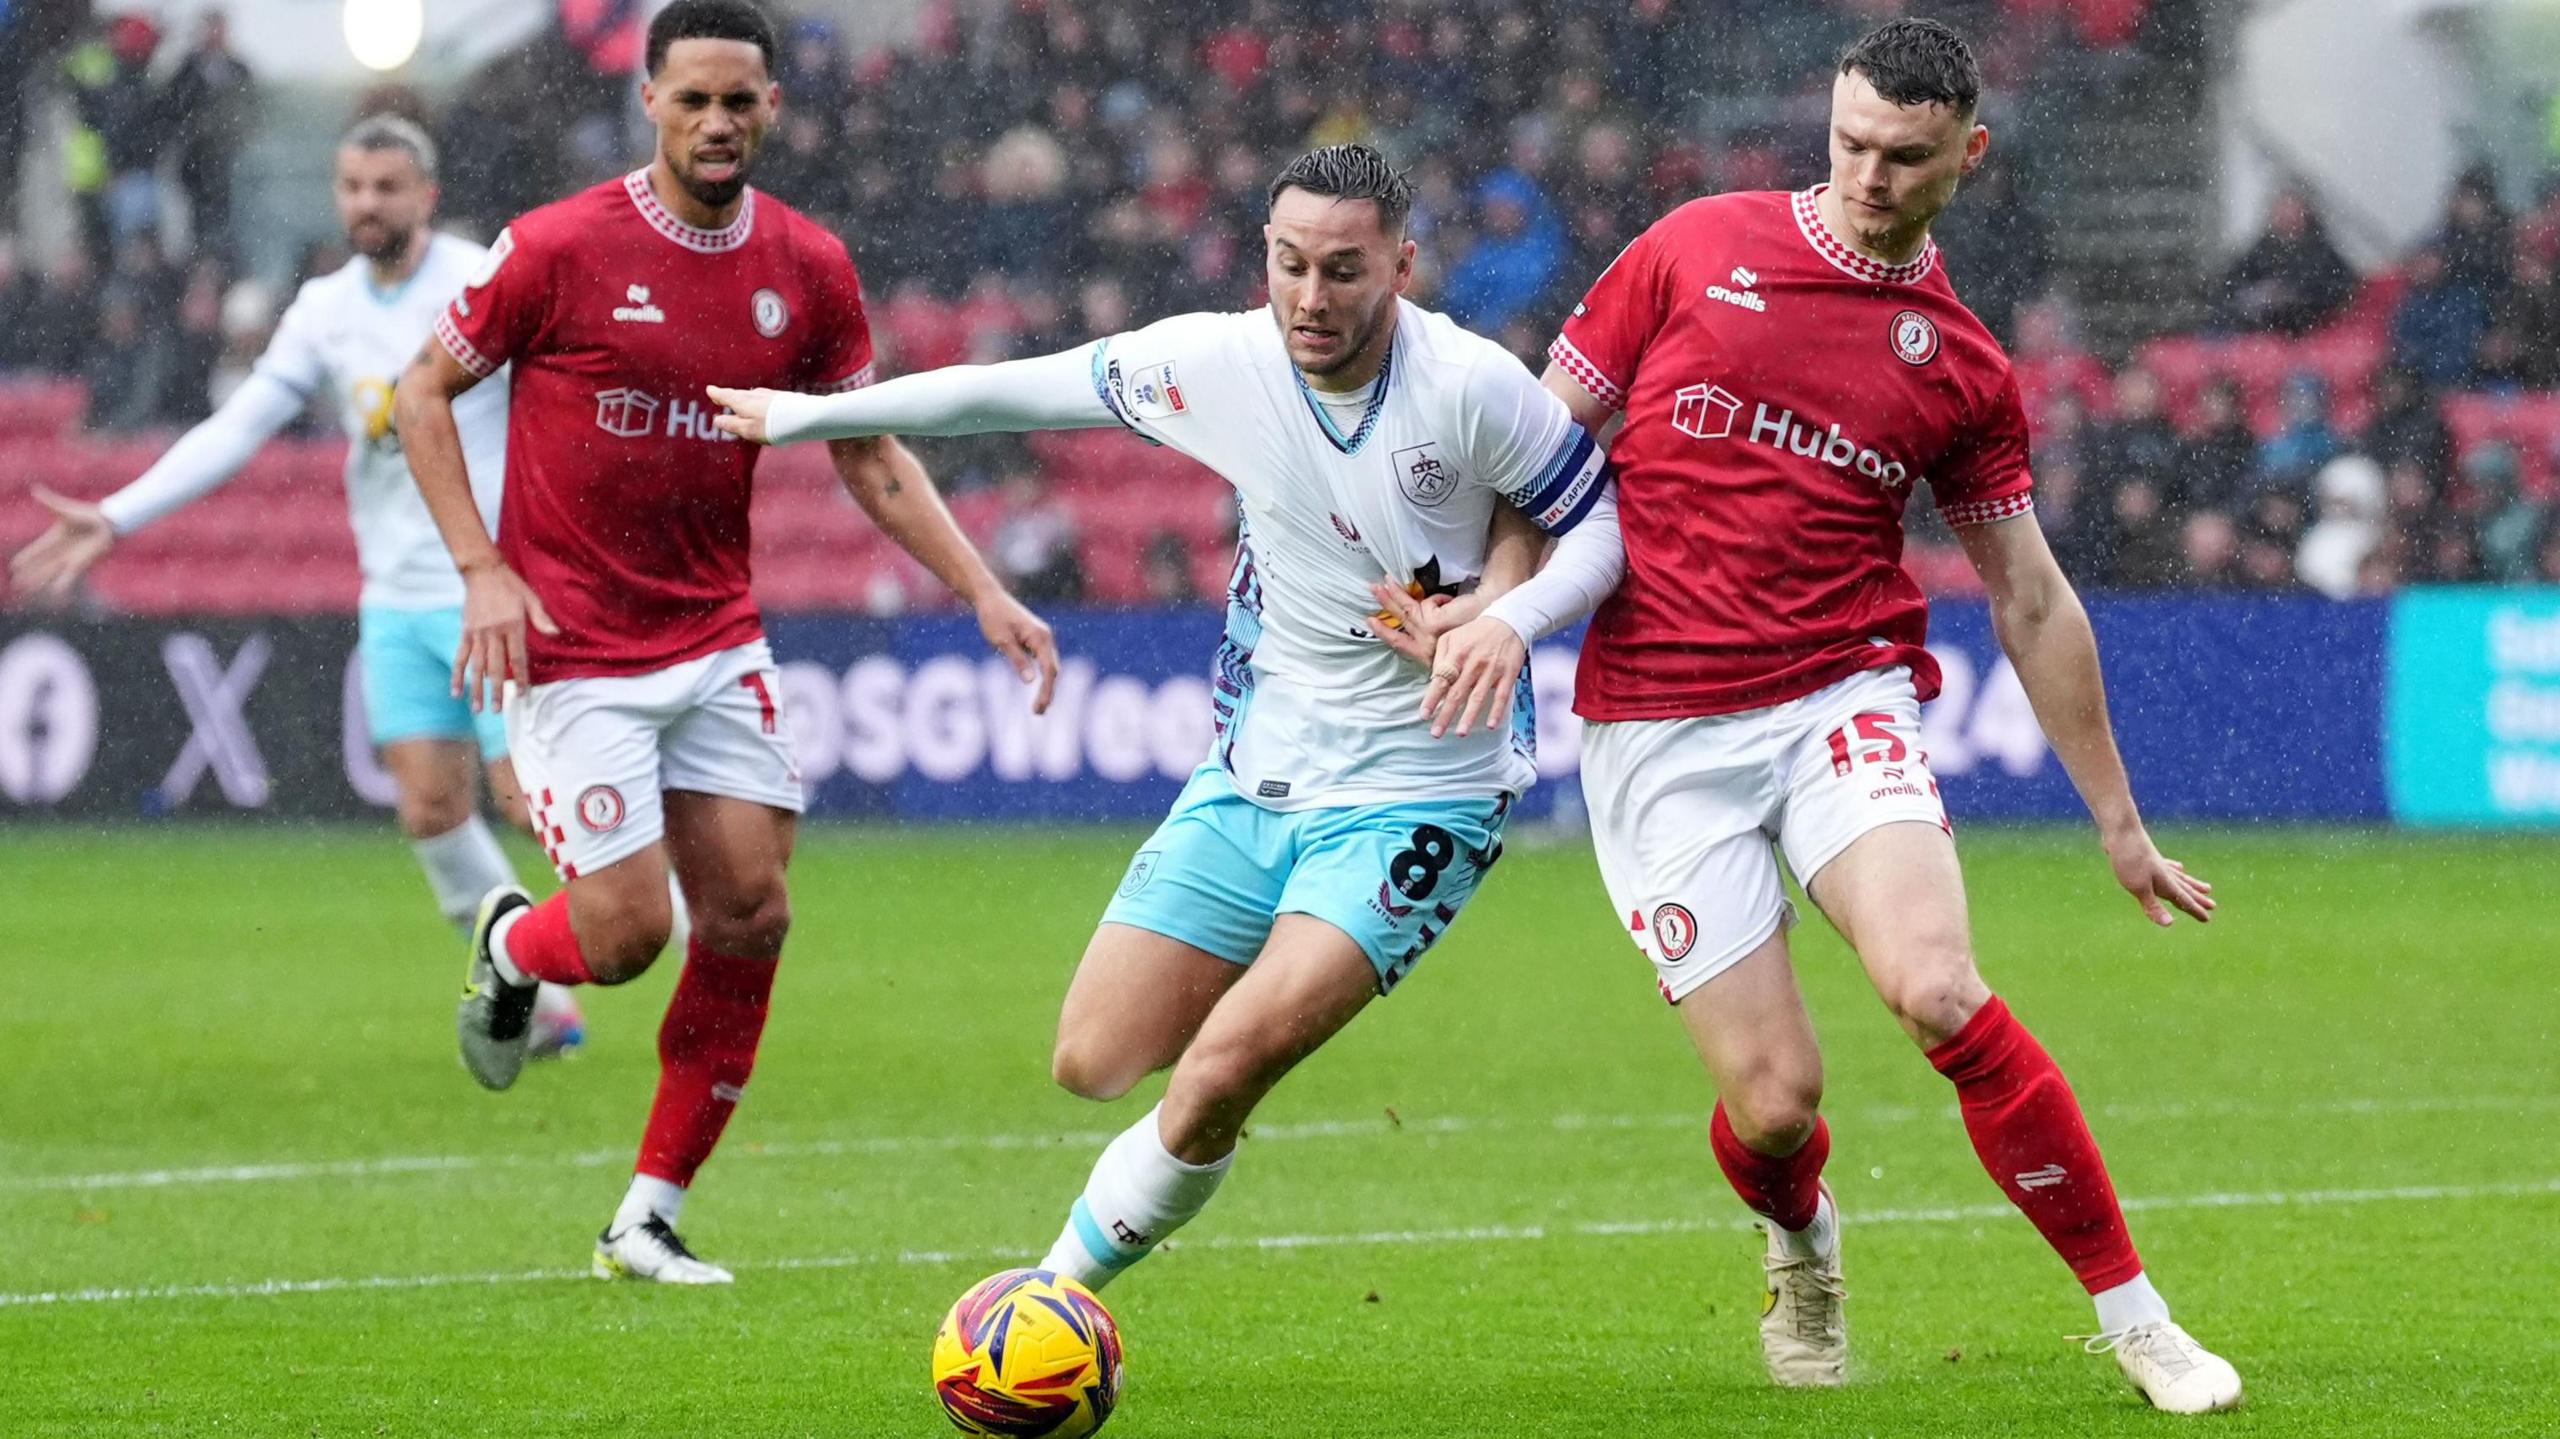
[1959,513,2215,927]
[9,373,307,599]
[10,487,115,601]
[709,346,1117,446]
[394,339,554,713]
[829,435,1060,713]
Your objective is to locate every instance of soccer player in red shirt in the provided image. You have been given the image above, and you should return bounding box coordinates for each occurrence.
[394,0,1058,1284]
[1407,17,2240,1413]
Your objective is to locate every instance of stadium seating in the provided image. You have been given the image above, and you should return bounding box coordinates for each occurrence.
[0,379,1239,615]
[2133,273,2399,436]
[2443,390,2560,499]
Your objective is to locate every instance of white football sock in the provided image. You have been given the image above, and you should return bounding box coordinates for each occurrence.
[1039,1105,1233,1292]
[2093,1271,2172,1335]
[411,815,515,933]
[1774,1188,1839,1262]
[488,908,532,988]
[614,1174,687,1234]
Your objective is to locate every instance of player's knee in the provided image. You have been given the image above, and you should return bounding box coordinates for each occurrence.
[1727,1071,1825,1153]
[1050,1034,1142,1103]
[1879,949,1989,1048]
[584,931,665,985]
[580,893,677,984]
[691,882,790,958]
[395,791,471,841]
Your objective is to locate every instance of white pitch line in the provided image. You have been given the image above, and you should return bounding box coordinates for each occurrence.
[16,1090,2556,1196]
[5,1175,2555,1310]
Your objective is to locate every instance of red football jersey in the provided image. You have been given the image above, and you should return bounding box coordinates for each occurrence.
[435,169,875,681]
[1550,186,2033,721]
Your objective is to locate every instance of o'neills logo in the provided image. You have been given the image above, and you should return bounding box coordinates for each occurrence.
[1705,264,1766,313]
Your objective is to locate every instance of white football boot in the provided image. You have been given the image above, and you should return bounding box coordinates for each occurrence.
[1758,1183,1847,1387]
[2087,1321,2244,1413]
[593,1215,734,1285]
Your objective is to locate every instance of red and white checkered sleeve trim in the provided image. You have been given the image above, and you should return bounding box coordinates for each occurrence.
[817,361,877,395]
[1546,336,1625,411]
[433,310,497,379]
[1939,491,2035,528]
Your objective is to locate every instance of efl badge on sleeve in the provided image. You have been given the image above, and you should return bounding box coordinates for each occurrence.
[1125,362,1188,420]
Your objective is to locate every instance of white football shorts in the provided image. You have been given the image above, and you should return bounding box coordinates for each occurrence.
[506,639,804,881]
[1580,664,1950,1005]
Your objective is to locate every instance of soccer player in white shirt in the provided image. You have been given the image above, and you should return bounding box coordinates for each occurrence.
[8,117,588,1050]
[710,144,1624,1289]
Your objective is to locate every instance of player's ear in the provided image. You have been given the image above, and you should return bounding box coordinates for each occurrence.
[1962,123,1990,175]
[640,78,660,118]
[1395,237,1417,294]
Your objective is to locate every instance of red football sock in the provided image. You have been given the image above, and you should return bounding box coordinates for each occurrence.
[1709,1101,1831,1232]
[1927,995,2143,1294]
[636,939,779,1187]
[500,892,592,985]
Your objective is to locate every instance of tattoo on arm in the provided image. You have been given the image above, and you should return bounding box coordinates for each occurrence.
[883,478,903,497]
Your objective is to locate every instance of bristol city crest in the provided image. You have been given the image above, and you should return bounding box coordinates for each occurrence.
[575,784,626,833]
[1651,902,1698,963]
[1890,309,1940,366]
[751,288,790,338]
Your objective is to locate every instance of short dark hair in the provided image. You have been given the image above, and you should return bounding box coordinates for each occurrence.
[645,0,777,78]
[1267,144,1414,235]
[1838,18,1982,116]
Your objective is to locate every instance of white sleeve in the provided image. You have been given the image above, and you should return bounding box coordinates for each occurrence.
[96,370,311,535]
[1481,482,1623,644]
[1461,345,1609,535]
[761,345,1117,443]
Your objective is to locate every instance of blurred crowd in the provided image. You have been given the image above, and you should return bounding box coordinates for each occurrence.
[6,0,2556,600]
[0,7,259,431]
[2007,168,2560,595]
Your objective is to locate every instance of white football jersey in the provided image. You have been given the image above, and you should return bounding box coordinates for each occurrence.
[255,232,508,609]
[1091,300,1608,809]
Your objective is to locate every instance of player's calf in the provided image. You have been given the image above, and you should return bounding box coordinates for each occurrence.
[1155,1028,1296,1166]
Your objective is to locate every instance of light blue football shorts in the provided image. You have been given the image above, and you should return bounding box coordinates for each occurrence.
[1101,765,1511,993]
[357,604,510,758]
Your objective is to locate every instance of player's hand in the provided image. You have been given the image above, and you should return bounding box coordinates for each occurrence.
[705,386,779,444]
[453,560,558,713]
[977,589,1061,714]
[9,486,116,600]
[1366,581,1458,669]
[1414,614,1528,738]
[2104,829,2215,927]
